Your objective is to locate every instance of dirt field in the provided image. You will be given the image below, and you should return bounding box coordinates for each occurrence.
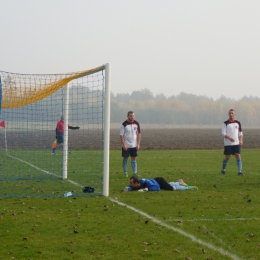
[111,128,260,150]
[1,128,259,150]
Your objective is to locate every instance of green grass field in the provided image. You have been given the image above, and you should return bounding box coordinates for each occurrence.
[1,149,260,260]
[0,149,103,197]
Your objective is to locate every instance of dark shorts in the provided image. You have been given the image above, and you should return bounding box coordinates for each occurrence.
[56,133,64,144]
[154,177,173,191]
[122,147,138,158]
[224,145,241,155]
[55,129,64,144]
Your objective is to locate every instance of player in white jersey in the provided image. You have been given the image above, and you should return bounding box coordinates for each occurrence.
[221,109,244,176]
[120,111,141,177]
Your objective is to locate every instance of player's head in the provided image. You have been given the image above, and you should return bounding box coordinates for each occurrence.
[127,111,135,122]
[228,109,235,120]
[60,116,64,121]
[129,176,141,188]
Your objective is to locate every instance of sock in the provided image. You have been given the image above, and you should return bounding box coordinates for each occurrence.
[222,158,228,170]
[188,186,198,190]
[131,160,137,174]
[236,158,242,172]
[123,158,128,173]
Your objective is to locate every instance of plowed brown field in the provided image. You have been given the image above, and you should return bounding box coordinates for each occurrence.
[110,128,260,150]
[1,128,259,150]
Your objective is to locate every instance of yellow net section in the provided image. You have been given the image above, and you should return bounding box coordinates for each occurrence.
[1,65,104,108]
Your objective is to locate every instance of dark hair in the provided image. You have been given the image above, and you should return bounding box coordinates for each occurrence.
[127,111,134,116]
[130,176,139,183]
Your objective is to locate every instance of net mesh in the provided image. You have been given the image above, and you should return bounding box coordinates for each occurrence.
[0,65,106,198]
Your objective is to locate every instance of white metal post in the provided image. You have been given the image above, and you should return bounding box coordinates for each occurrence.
[4,127,8,155]
[63,84,69,179]
[103,63,110,196]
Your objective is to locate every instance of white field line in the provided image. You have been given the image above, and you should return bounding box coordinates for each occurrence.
[202,224,228,248]
[165,218,260,222]
[8,154,61,178]
[7,154,82,188]
[201,224,227,250]
[109,197,244,260]
[6,154,247,259]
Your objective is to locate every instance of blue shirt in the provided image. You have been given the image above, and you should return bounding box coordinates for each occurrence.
[129,178,160,191]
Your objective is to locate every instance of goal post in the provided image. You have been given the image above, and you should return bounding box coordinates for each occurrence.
[0,64,110,198]
[62,83,69,180]
[103,63,110,197]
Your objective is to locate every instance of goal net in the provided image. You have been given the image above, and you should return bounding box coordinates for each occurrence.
[0,64,110,198]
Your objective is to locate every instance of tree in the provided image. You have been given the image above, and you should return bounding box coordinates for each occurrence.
[130,88,153,101]
[216,95,235,105]
[175,92,214,107]
[154,93,167,100]
[115,93,131,103]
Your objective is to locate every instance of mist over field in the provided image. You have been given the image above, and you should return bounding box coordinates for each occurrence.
[112,90,260,127]
[2,82,260,128]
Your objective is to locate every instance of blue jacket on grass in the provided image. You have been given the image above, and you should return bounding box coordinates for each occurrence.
[128,178,160,191]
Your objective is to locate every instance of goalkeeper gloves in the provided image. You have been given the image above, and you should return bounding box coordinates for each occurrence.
[69,126,80,130]
[138,188,149,192]
[123,187,130,192]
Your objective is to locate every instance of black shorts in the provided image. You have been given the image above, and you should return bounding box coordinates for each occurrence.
[224,145,241,155]
[122,147,138,157]
[56,133,64,144]
[154,177,173,191]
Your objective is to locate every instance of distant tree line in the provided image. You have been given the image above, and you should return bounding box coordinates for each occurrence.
[3,86,260,127]
[111,89,260,127]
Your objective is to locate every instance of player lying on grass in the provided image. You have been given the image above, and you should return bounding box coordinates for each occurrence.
[123,176,198,192]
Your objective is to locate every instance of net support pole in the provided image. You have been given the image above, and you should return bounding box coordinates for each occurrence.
[0,76,2,115]
[63,83,69,179]
[103,63,110,196]
[4,127,8,155]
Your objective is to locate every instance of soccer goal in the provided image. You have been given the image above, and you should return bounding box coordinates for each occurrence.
[0,64,110,198]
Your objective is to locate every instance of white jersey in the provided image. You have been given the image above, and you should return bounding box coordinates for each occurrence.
[120,120,141,148]
[221,120,243,146]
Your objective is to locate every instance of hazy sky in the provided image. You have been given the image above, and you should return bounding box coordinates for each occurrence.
[1,0,260,100]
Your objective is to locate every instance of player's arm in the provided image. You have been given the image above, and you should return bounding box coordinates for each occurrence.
[120,135,127,150]
[119,125,128,150]
[136,123,141,150]
[239,131,243,146]
[68,125,80,130]
[137,133,141,150]
[221,123,227,138]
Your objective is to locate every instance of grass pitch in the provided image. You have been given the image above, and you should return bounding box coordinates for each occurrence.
[1,149,260,260]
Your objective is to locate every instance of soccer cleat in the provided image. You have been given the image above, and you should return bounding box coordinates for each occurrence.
[178,179,188,186]
[124,172,128,177]
[133,173,141,177]
[221,169,226,175]
[238,171,244,176]
[51,152,56,155]
[188,186,198,190]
